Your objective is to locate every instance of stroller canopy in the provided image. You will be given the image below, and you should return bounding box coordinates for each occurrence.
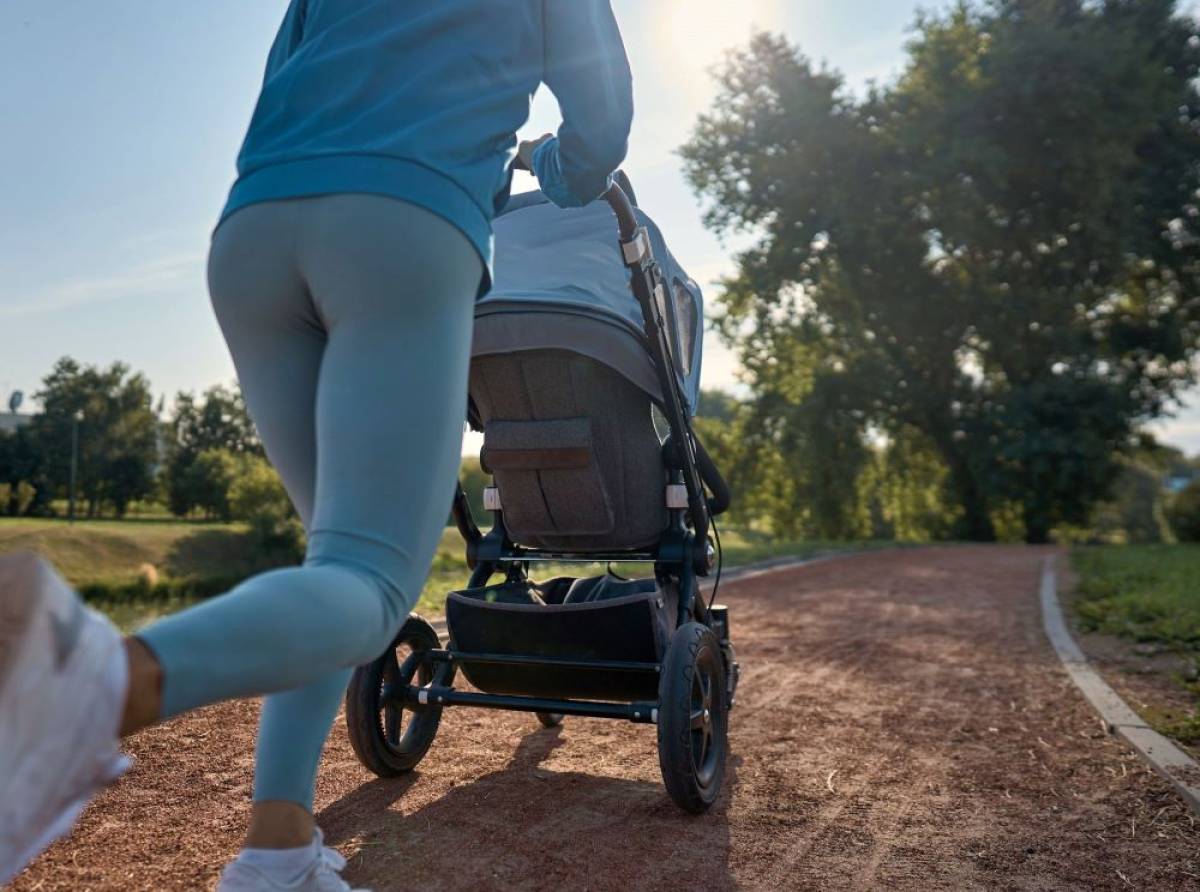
[476,188,704,413]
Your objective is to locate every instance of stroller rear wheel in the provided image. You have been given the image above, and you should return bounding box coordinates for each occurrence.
[345,614,453,777]
[657,621,728,813]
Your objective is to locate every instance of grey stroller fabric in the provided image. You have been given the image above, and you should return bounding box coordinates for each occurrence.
[562,575,657,604]
[472,350,667,551]
[478,188,704,411]
[470,187,706,552]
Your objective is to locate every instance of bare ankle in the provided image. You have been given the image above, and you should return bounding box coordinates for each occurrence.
[119,637,162,737]
[245,801,316,849]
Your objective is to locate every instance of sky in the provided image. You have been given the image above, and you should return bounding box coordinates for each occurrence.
[1,0,1197,455]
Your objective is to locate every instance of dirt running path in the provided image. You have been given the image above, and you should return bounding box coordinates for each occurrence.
[10,547,1200,891]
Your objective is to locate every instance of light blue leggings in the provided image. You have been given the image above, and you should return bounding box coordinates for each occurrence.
[139,194,482,809]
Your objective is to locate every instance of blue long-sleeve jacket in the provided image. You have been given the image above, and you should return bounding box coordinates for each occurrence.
[220,0,633,280]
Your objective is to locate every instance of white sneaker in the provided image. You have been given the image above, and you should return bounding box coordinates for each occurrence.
[0,552,130,886]
[217,829,370,892]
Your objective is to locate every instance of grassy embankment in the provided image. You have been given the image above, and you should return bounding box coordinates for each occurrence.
[0,517,877,632]
[1072,544,1200,744]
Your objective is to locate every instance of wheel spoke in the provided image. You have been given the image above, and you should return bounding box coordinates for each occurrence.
[381,647,407,748]
[690,708,707,731]
[383,703,402,745]
[384,648,401,684]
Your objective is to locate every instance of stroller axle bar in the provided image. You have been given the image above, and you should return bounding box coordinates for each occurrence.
[499,550,658,563]
[429,648,660,674]
[405,684,659,724]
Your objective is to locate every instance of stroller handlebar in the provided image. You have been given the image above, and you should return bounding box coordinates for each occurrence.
[509,155,640,239]
[602,179,640,241]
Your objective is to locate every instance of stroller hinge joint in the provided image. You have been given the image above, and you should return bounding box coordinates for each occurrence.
[621,228,651,266]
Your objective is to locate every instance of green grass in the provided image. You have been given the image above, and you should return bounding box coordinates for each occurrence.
[2,516,884,632]
[0,517,290,631]
[1072,545,1200,648]
[0,516,251,587]
[1151,705,1200,745]
[1071,544,1200,747]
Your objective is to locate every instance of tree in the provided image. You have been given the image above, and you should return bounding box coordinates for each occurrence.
[1168,480,1200,541]
[13,482,37,517]
[28,358,160,516]
[165,385,262,517]
[693,386,873,538]
[182,449,242,521]
[868,428,960,542]
[681,1,1200,542]
[695,389,742,424]
[229,454,305,562]
[458,455,489,522]
[1088,458,1175,543]
[0,428,51,515]
[693,390,782,531]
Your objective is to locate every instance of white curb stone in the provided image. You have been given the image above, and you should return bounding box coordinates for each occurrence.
[1040,555,1200,815]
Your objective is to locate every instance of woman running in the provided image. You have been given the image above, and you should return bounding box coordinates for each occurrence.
[0,2,632,889]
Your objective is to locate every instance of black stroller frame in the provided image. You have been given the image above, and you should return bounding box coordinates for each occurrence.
[344,171,737,813]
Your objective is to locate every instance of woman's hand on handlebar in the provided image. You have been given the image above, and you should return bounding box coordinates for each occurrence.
[516,133,554,172]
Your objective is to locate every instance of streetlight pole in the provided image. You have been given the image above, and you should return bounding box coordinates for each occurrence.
[69,409,82,523]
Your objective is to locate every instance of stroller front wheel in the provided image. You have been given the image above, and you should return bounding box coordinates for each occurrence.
[535,711,564,728]
[657,621,728,813]
[344,614,453,777]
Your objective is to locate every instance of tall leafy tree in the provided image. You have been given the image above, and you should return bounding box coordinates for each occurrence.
[682,0,1200,542]
[29,358,160,516]
[0,427,51,515]
[165,384,262,517]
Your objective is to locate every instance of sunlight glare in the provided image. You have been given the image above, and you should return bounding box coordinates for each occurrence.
[653,0,783,87]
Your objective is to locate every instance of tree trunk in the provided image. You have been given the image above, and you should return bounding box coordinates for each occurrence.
[929,433,997,542]
[954,469,997,542]
[1022,500,1052,545]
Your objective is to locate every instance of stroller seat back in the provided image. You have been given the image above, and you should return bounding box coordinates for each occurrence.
[472,349,667,551]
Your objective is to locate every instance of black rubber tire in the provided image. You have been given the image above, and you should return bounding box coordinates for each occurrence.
[345,614,454,777]
[657,621,728,813]
[535,711,564,728]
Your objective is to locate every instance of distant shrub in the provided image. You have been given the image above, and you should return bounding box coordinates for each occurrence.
[78,574,244,605]
[1168,482,1200,543]
[458,455,487,521]
[14,481,36,517]
[0,483,11,516]
[229,455,304,563]
[1084,460,1175,545]
[228,455,288,523]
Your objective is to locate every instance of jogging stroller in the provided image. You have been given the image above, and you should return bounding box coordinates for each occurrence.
[343,169,737,813]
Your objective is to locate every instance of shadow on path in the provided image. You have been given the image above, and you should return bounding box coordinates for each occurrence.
[319,724,737,891]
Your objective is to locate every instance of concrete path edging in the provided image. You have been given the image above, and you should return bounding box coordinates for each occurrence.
[1040,555,1200,815]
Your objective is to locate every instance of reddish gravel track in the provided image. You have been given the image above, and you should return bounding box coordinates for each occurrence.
[9,546,1200,891]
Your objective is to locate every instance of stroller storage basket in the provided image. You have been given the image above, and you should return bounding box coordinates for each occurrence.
[445,580,671,701]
